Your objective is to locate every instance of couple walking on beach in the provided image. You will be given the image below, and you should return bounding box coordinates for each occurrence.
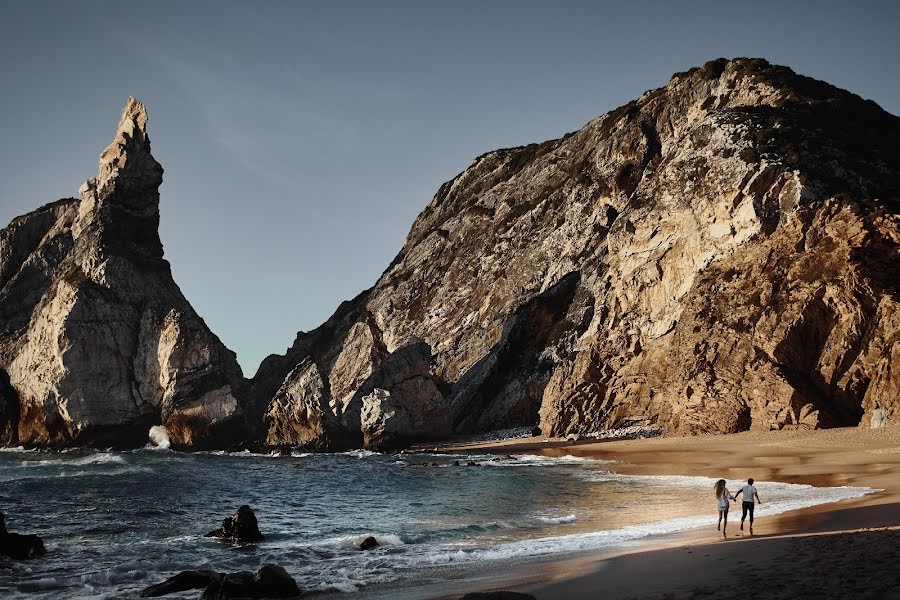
[714,478,761,536]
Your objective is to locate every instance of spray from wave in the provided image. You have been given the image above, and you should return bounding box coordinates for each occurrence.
[148,425,171,450]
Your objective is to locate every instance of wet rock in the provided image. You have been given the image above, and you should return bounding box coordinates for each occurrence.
[200,565,300,600]
[359,536,379,551]
[459,593,537,600]
[0,512,45,560]
[204,505,264,543]
[140,570,221,597]
[144,565,299,599]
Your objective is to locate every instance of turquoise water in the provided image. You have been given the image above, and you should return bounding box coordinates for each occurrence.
[0,447,875,599]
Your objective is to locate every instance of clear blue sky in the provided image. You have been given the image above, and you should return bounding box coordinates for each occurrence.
[1,1,898,376]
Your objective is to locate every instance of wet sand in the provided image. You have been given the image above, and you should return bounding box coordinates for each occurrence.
[428,427,900,599]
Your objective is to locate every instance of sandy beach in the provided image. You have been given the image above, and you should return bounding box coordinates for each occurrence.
[432,427,900,599]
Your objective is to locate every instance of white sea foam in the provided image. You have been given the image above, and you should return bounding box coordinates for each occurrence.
[537,514,577,525]
[148,425,171,449]
[401,480,877,567]
[316,532,408,550]
[342,449,380,459]
[0,445,31,453]
[28,453,127,467]
[473,453,613,467]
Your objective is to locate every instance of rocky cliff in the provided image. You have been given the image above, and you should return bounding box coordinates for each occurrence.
[0,98,249,448]
[256,58,900,449]
[2,59,898,451]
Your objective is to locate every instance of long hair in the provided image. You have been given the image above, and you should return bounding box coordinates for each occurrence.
[714,479,727,499]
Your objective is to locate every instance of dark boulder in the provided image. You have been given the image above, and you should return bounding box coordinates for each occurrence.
[359,536,379,551]
[201,564,301,599]
[459,593,537,600]
[204,505,265,543]
[140,570,222,597]
[0,512,46,560]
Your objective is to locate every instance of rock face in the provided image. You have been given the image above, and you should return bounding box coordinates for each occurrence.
[256,58,900,447]
[0,98,249,448]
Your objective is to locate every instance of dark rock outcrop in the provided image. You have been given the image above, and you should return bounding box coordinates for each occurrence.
[459,593,537,600]
[0,512,46,560]
[204,505,265,543]
[0,98,250,448]
[359,536,379,551]
[256,58,900,446]
[142,565,300,599]
[140,570,221,597]
[201,565,300,600]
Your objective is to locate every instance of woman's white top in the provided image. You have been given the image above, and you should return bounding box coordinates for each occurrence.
[717,488,731,510]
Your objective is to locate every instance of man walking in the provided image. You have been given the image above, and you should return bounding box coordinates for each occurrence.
[733,478,761,534]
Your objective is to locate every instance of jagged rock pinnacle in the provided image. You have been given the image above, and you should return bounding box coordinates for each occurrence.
[74,97,164,248]
[96,96,162,199]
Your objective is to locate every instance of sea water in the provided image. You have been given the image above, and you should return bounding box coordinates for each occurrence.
[0,447,876,598]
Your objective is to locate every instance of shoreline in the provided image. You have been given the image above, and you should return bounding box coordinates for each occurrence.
[427,427,900,599]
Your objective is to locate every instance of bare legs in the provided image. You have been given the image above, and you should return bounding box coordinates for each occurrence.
[717,509,728,535]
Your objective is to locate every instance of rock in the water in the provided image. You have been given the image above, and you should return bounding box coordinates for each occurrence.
[0,97,250,449]
[459,593,537,600]
[255,58,900,446]
[140,570,221,597]
[0,512,46,560]
[143,565,299,599]
[204,505,265,543]
[359,536,379,551]
[200,564,300,599]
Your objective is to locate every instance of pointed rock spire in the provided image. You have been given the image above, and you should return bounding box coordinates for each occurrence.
[74,97,164,257]
[93,96,163,205]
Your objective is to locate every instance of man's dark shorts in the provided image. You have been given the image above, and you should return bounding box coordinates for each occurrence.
[741,501,755,522]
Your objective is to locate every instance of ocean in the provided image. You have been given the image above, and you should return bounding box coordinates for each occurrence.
[0,446,876,599]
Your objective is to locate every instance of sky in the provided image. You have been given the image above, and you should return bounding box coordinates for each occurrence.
[1,1,898,376]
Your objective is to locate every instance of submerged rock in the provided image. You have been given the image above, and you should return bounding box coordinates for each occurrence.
[142,565,300,599]
[459,593,537,600]
[0,512,46,560]
[201,565,300,600]
[140,570,221,597]
[359,535,379,551]
[204,505,265,544]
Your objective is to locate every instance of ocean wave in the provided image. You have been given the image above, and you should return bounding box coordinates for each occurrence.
[0,465,152,483]
[536,514,577,525]
[401,483,877,567]
[308,532,408,552]
[341,449,380,459]
[474,453,613,467]
[28,453,128,467]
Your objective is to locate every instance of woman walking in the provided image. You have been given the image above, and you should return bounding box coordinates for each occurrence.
[714,479,732,536]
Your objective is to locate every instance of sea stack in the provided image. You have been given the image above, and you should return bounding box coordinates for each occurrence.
[0,98,250,448]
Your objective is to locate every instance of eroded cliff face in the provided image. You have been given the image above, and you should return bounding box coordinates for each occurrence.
[256,58,900,448]
[0,98,249,448]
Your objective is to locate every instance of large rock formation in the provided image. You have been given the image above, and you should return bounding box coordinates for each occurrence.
[256,58,900,448]
[0,98,249,448]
